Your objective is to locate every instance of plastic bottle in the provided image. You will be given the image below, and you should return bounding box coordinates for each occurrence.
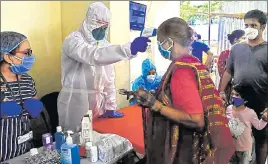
[85,142,98,163]
[81,110,93,144]
[85,142,92,158]
[60,131,80,164]
[55,126,65,152]
[42,133,53,150]
[90,146,98,163]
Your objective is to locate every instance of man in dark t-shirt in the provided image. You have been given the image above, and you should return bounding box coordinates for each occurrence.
[220,10,268,164]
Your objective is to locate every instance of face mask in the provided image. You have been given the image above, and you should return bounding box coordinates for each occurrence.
[232,96,245,107]
[10,55,35,75]
[146,75,156,83]
[236,39,246,44]
[92,27,107,41]
[158,43,171,59]
[245,28,259,40]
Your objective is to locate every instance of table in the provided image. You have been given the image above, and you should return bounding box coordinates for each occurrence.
[93,105,145,155]
[4,131,133,164]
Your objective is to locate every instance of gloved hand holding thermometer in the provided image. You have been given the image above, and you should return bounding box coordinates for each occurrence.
[130,27,157,56]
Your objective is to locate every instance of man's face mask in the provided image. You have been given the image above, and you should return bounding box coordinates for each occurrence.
[9,55,35,75]
[245,27,259,40]
[92,26,107,41]
[157,38,173,60]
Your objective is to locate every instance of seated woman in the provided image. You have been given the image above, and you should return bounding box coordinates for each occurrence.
[134,17,235,164]
[131,59,161,105]
[132,58,162,92]
[0,31,43,162]
[218,30,245,104]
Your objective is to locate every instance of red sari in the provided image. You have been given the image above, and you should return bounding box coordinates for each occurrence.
[145,55,235,164]
[218,50,230,79]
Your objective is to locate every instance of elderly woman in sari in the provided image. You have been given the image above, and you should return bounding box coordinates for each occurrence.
[134,17,235,164]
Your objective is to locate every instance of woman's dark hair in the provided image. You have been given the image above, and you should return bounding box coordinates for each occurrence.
[227,30,245,45]
[244,9,267,26]
[157,17,194,47]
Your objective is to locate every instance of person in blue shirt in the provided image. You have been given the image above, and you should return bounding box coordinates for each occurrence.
[191,33,214,69]
[132,58,162,93]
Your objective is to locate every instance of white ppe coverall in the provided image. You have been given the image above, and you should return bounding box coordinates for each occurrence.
[57,2,134,131]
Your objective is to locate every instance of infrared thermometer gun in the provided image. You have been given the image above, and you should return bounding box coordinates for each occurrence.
[140,27,157,37]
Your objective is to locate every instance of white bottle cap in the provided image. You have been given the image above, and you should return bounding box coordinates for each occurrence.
[85,142,93,148]
[30,148,38,156]
[56,126,62,132]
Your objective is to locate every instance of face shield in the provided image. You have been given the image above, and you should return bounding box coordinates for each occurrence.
[80,2,111,43]
[157,38,173,60]
[91,19,109,41]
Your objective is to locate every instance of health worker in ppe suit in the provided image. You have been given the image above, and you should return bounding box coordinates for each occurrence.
[132,58,162,92]
[58,2,151,132]
[130,59,162,105]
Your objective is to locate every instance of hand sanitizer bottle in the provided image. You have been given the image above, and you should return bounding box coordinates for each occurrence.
[61,131,80,164]
[55,126,65,152]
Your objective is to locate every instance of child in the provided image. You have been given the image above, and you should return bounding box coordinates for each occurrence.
[226,85,267,164]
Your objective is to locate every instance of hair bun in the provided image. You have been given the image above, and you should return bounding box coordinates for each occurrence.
[227,34,233,40]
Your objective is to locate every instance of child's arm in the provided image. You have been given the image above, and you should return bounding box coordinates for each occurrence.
[261,108,268,122]
[225,105,233,121]
[250,109,267,130]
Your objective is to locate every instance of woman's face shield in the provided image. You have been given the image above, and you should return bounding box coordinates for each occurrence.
[158,38,173,51]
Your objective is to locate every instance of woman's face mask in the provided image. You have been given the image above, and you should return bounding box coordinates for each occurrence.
[92,26,107,41]
[10,55,35,75]
[157,38,173,60]
[234,36,247,44]
[146,75,156,83]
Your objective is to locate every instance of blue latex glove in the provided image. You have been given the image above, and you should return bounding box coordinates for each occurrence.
[0,101,22,118]
[130,37,151,56]
[23,98,44,118]
[99,110,124,118]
